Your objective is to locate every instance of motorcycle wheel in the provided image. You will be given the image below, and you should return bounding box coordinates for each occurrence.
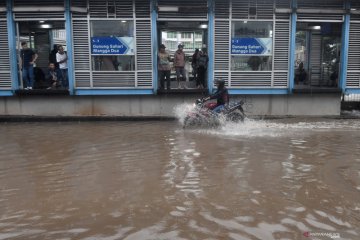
[184,116,199,128]
[227,110,245,122]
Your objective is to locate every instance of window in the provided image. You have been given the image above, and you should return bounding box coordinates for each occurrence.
[195,32,202,40]
[181,32,192,39]
[167,31,176,38]
[231,21,273,71]
[90,20,135,71]
[183,42,193,50]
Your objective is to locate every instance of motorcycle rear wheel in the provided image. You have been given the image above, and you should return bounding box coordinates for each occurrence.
[226,110,245,122]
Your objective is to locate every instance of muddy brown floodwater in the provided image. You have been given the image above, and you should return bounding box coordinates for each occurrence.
[0,119,360,240]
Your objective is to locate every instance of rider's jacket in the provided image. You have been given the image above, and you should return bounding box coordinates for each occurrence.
[210,87,229,106]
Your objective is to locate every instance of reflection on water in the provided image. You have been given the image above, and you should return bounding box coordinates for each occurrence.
[0,119,360,239]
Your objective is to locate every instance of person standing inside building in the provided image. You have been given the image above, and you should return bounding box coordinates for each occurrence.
[197,50,209,89]
[173,44,187,89]
[158,44,171,90]
[49,44,59,69]
[191,48,200,84]
[56,45,68,89]
[20,41,38,90]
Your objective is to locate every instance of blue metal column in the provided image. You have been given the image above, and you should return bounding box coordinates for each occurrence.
[340,0,350,92]
[151,0,158,94]
[288,0,297,93]
[65,0,74,95]
[6,0,18,92]
[207,0,214,94]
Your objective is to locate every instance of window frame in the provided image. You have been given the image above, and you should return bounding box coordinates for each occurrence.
[90,19,136,72]
[230,20,274,72]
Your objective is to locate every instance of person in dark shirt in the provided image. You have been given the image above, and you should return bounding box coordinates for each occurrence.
[295,62,307,85]
[45,62,63,89]
[49,44,59,69]
[191,48,199,84]
[20,41,38,90]
[203,78,229,113]
[196,50,209,88]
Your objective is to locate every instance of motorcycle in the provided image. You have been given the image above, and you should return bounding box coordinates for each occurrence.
[183,98,246,128]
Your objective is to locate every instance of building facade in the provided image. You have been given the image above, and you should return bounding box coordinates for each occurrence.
[0,0,359,116]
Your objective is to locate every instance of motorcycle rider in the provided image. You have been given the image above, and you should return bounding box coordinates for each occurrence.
[203,78,229,113]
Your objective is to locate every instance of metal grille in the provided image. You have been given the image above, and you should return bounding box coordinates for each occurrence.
[273,21,290,87]
[275,0,290,8]
[89,0,133,18]
[135,0,150,18]
[89,0,106,18]
[0,1,6,19]
[275,0,290,21]
[13,0,64,6]
[215,0,230,19]
[71,0,88,18]
[92,72,135,87]
[72,0,87,8]
[273,72,288,87]
[214,20,229,70]
[13,0,65,20]
[214,71,229,85]
[297,13,343,22]
[75,72,91,87]
[347,22,360,88]
[137,71,153,87]
[274,21,289,71]
[297,0,344,22]
[297,0,344,9]
[14,12,65,20]
[136,20,152,71]
[310,34,321,86]
[230,72,272,87]
[232,0,274,20]
[157,0,208,20]
[114,0,133,18]
[72,20,91,87]
[346,73,360,88]
[0,20,11,89]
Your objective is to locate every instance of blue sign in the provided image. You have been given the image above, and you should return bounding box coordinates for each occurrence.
[91,37,134,55]
[231,38,272,55]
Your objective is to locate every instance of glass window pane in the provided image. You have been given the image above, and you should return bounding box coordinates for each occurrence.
[231,21,273,71]
[231,56,272,71]
[90,20,135,71]
[91,20,134,37]
[91,56,135,71]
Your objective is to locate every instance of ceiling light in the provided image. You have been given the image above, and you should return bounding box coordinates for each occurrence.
[39,20,45,23]
[200,24,208,29]
[311,26,321,30]
[39,24,52,29]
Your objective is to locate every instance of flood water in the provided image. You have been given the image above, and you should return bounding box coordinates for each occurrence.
[0,117,360,240]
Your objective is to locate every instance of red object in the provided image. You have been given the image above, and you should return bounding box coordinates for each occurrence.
[204,102,217,110]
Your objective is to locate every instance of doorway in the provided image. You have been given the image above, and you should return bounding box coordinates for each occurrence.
[16,21,66,89]
[295,22,342,88]
[157,21,208,90]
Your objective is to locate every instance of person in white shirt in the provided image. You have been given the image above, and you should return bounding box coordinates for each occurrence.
[56,45,68,88]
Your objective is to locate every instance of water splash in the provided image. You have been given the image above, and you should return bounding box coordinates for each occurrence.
[173,103,196,125]
[188,118,360,138]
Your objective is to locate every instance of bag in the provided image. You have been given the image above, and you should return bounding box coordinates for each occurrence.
[198,56,207,67]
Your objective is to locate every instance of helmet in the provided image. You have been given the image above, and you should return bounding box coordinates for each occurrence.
[215,78,225,88]
[215,78,225,85]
